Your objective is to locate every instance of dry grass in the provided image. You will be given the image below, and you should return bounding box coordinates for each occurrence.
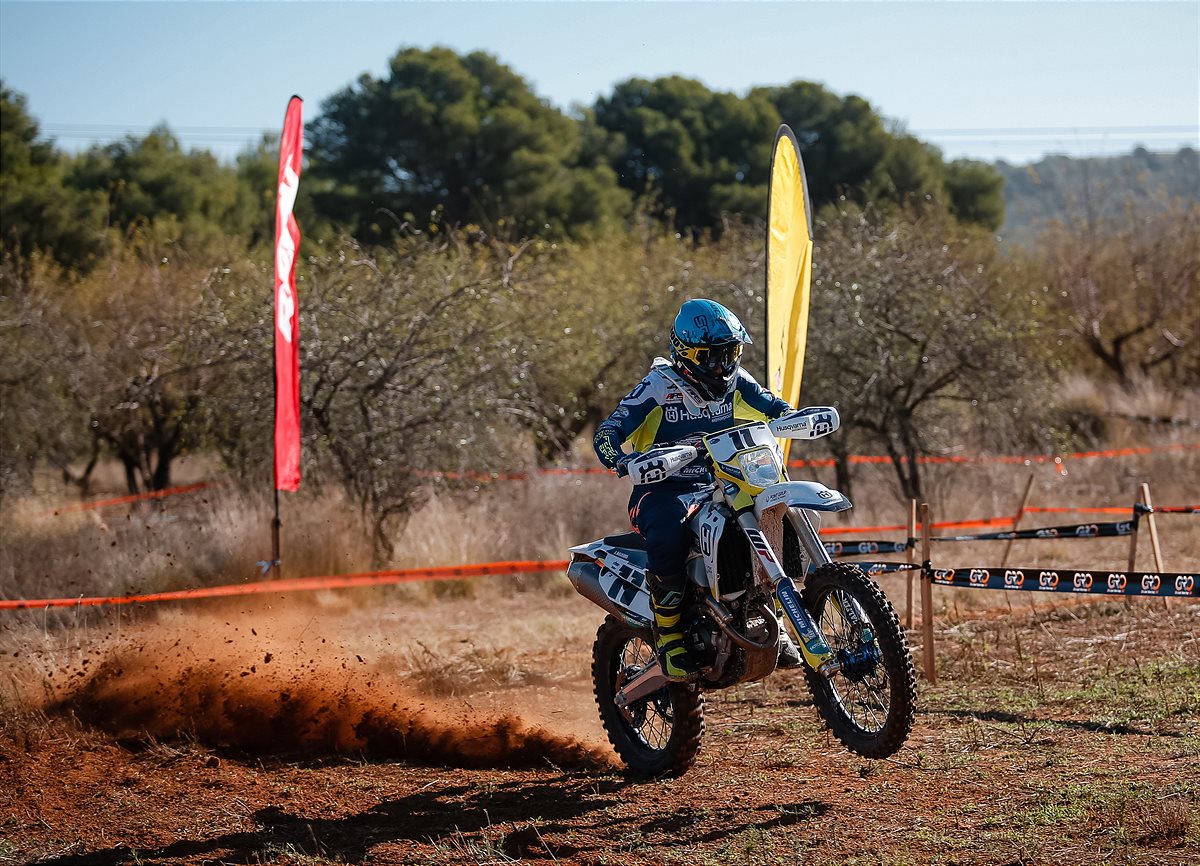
[1060,374,1200,430]
[403,641,534,697]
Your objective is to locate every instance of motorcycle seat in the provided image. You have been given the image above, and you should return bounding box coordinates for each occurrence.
[603,531,647,551]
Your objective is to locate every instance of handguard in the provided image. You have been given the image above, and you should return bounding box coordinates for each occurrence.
[624,445,699,485]
[769,406,840,440]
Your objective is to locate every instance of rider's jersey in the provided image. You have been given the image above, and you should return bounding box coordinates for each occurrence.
[594,358,792,484]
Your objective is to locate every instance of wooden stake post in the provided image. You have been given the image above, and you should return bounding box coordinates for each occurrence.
[1127,483,1167,607]
[905,499,917,631]
[1140,482,1168,609]
[1001,474,1035,616]
[1141,483,1165,572]
[920,502,936,683]
[1001,474,1035,568]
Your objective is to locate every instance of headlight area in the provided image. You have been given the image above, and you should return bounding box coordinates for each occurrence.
[737,447,781,488]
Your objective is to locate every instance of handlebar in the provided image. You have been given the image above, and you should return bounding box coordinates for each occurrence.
[621,407,840,485]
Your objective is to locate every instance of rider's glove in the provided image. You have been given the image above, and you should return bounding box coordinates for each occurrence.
[615,452,641,478]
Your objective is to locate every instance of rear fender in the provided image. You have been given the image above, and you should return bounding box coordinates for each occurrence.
[567,540,653,627]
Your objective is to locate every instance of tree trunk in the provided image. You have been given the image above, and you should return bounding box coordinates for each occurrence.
[121,457,141,496]
[823,435,855,505]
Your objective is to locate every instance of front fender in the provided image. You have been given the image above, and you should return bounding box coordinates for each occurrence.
[754,481,852,520]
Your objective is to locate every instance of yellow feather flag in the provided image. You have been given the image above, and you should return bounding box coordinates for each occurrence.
[765,125,814,460]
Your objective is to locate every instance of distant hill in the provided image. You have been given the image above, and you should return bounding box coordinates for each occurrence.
[995,147,1200,242]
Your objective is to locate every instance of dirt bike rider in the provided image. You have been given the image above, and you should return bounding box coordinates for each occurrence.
[594,299,803,682]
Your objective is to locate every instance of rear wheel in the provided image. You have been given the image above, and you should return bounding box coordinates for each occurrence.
[592,616,704,778]
[801,562,916,758]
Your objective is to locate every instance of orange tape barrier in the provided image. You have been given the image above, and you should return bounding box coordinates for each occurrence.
[1000,504,1196,516]
[43,481,220,516]
[0,560,570,611]
[802,441,1199,468]
[819,515,1016,536]
[1023,506,1134,515]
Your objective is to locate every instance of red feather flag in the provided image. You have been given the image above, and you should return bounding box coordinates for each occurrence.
[274,96,303,491]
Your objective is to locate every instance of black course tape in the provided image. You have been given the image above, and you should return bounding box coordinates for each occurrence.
[931,518,1136,544]
[825,539,912,557]
[861,562,922,575]
[929,566,1198,598]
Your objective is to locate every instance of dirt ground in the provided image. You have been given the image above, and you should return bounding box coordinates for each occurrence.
[1,583,1197,866]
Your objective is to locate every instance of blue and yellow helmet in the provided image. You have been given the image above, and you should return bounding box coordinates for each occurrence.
[670,299,752,401]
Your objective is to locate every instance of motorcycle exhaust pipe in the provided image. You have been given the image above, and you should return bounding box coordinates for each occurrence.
[703,596,779,652]
[567,557,652,628]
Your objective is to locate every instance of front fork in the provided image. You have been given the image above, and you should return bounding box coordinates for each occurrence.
[738,508,859,677]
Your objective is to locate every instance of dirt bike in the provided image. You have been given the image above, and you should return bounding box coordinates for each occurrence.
[568,406,916,777]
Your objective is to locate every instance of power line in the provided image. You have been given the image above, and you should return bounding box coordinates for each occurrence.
[913,124,1198,137]
[37,121,1199,137]
[35,120,1199,160]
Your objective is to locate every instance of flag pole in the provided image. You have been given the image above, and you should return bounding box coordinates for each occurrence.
[271,194,280,580]
[272,138,282,581]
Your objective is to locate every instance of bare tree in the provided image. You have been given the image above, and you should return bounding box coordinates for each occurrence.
[43,245,240,495]
[0,255,58,504]
[1040,199,1200,388]
[256,236,535,561]
[806,205,1044,501]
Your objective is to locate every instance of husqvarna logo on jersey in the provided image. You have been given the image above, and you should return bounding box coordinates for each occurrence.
[1073,573,1093,591]
[663,402,732,424]
[1106,573,1127,593]
[1140,574,1162,594]
[1038,571,1059,589]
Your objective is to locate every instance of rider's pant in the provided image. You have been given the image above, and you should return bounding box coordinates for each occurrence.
[628,483,705,586]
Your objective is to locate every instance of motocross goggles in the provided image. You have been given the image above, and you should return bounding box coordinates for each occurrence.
[671,335,744,376]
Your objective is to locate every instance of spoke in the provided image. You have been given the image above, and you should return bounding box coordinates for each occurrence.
[862,691,884,731]
[817,586,895,734]
[617,634,675,751]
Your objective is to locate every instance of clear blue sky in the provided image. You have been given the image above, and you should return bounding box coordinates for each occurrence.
[2,1,1198,165]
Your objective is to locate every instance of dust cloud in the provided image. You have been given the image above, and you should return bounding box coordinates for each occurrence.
[43,606,612,770]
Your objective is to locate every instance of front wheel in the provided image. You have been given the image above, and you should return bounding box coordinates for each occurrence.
[800,562,916,758]
[592,616,704,778]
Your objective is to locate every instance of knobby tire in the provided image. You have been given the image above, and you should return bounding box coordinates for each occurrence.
[801,562,916,758]
[592,616,705,778]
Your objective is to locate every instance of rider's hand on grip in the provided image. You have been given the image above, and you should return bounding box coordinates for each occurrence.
[615,453,641,478]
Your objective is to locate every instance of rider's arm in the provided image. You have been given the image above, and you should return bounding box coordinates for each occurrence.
[731,370,793,421]
[594,376,663,471]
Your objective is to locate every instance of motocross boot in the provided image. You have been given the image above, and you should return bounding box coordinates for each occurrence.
[648,572,698,682]
[775,600,803,668]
